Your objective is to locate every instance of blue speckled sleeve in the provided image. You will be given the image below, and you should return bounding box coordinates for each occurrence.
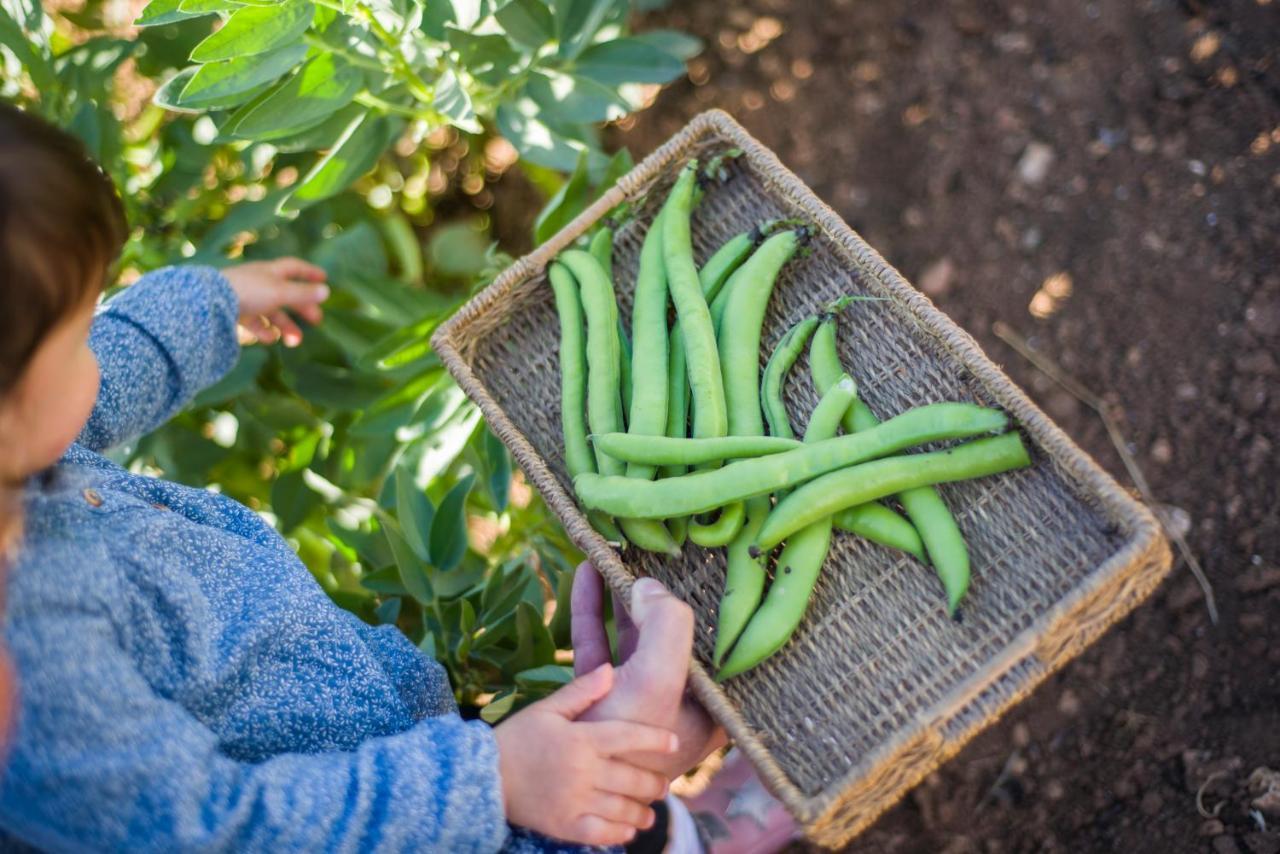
[78,266,240,451]
[0,593,510,852]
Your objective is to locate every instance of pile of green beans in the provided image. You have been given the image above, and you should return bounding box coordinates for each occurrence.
[549,161,1033,680]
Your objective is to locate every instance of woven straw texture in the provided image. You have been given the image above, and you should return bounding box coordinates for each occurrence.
[431,110,1172,848]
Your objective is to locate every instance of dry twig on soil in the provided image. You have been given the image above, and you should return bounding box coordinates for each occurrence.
[991,322,1218,625]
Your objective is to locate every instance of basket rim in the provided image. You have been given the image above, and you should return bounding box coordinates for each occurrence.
[431,109,1172,838]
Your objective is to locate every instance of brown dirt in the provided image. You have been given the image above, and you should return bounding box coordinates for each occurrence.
[600,0,1279,851]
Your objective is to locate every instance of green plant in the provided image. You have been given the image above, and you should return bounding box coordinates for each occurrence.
[1,0,700,717]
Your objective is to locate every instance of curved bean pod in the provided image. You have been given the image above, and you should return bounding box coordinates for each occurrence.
[715,376,856,673]
[624,207,670,480]
[810,315,971,612]
[687,501,746,548]
[557,250,624,476]
[574,403,1009,518]
[761,316,820,440]
[663,162,727,439]
[755,432,1032,551]
[833,504,927,563]
[591,433,802,466]
[711,496,770,666]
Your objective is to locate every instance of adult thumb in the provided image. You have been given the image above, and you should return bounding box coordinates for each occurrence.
[625,579,693,696]
[543,663,613,719]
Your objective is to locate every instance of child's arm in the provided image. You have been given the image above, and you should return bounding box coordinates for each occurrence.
[77,259,327,452]
[1,585,671,851]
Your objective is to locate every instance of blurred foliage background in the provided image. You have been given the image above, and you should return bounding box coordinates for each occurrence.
[0,0,696,718]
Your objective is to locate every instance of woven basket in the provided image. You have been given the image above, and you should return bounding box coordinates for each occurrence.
[431,110,1172,848]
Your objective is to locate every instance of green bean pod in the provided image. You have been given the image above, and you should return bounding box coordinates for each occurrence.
[833,504,927,563]
[717,376,857,679]
[591,433,802,466]
[810,316,971,612]
[588,227,632,420]
[716,376,855,670]
[617,320,633,425]
[695,230,803,548]
[548,262,626,546]
[711,496,770,666]
[755,432,1032,551]
[622,208,670,480]
[663,162,727,440]
[575,403,1009,519]
[588,227,613,277]
[665,229,759,545]
[687,501,746,548]
[761,316,820,440]
[557,250,624,476]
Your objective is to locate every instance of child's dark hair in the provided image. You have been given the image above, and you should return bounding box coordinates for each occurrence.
[0,102,127,398]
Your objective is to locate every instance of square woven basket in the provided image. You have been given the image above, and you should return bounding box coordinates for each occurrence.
[431,110,1173,848]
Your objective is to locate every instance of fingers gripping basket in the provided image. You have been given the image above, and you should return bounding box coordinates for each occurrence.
[431,110,1172,847]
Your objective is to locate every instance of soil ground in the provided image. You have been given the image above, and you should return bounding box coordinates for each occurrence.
[588,1,1279,851]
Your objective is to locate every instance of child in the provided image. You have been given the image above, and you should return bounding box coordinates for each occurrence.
[0,102,687,852]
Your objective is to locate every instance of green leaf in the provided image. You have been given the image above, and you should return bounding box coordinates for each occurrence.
[360,564,410,595]
[374,596,402,624]
[153,68,202,113]
[449,0,490,29]
[414,404,481,484]
[548,565,574,646]
[427,221,491,278]
[494,0,552,48]
[496,99,602,174]
[524,70,628,125]
[429,472,474,572]
[513,600,556,671]
[272,468,319,532]
[265,103,367,153]
[573,37,686,85]
[432,68,482,134]
[480,690,517,723]
[533,149,590,245]
[484,429,511,512]
[384,520,434,604]
[445,25,521,87]
[179,0,242,13]
[553,0,612,59]
[515,664,573,691]
[599,145,634,189]
[177,42,309,107]
[226,53,363,140]
[1,0,41,31]
[189,0,314,62]
[284,361,388,410]
[357,312,442,372]
[395,465,436,562]
[0,5,54,91]
[193,347,269,406]
[135,0,216,26]
[632,28,702,61]
[281,114,399,212]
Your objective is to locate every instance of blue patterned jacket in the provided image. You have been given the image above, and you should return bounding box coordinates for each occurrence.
[0,268,604,853]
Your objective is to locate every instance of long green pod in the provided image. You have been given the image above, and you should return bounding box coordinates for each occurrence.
[761,316,820,440]
[712,496,770,666]
[592,433,802,466]
[589,227,631,420]
[623,208,669,480]
[810,316,971,612]
[665,229,760,545]
[574,403,1009,518]
[558,250,624,476]
[717,375,857,679]
[548,262,626,546]
[834,504,927,563]
[663,162,727,440]
[756,432,1032,551]
[696,230,803,547]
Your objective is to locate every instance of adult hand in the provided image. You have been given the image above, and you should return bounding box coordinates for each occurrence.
[223,257,329,347]
[572,564,727,780]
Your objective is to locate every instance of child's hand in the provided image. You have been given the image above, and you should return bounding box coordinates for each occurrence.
[223,257,329,347]
[494,663,678,846]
